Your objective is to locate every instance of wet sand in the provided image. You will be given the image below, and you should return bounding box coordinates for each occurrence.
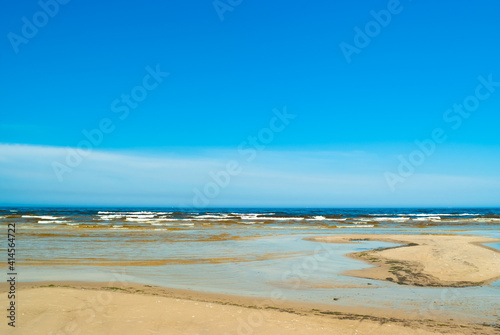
[306,234,500,287]
[1,281,498,335]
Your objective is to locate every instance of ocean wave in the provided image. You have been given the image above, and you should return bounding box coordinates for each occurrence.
[193,214,231,219]
[371,217,410,221]
[413,217,441,221]
[125,217,157,222]
[37,220,69,224]
[98,211,157,215]
[98,215,125,220]
[231,212,275,216]
[23,215,63,220]
[150,218,180,221]
[241,216,305,221]
[308,216,326,220]
[399,213,477,217]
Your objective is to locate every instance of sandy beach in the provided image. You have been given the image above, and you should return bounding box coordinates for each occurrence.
[1,281,498,335]
[306,234,500,287]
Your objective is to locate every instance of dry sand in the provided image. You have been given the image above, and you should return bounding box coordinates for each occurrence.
[306,234,500,286]
[1,282,497,335]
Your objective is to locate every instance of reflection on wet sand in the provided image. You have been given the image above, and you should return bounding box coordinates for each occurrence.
[22,251,312,267]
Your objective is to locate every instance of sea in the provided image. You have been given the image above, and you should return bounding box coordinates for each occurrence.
[3,207,500,229]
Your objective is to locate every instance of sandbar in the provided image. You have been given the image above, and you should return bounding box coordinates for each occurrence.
[306,234,500,287]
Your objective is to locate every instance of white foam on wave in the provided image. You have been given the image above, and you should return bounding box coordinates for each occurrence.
[305,216,348,221]
[23,215,62,220]
[140,219,187,224]
[151,218,180,221]
[371,217,410,221]
[192,218,230,221]
[240,214,260,220]
[37,220,69,224]
[231,213,275,216]
[413,216,441,221]
[306,216,347,221]
[126,214,155,218]
[397,214,432,217]
[125,217,156,222]
[241,215,305,221]
[99,211,156,216]
[99,214,125,220]
[233,213,277,219]
[398,213,476,217]
[194,214,230,219]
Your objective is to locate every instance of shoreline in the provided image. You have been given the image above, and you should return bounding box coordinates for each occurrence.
[1,281,499,334]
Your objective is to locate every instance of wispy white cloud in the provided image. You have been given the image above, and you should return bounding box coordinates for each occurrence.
[0,143,499,207]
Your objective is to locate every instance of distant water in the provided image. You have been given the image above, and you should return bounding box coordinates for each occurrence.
[2,207,500,230]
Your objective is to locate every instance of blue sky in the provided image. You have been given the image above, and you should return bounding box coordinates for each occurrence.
[1,0,499,207]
